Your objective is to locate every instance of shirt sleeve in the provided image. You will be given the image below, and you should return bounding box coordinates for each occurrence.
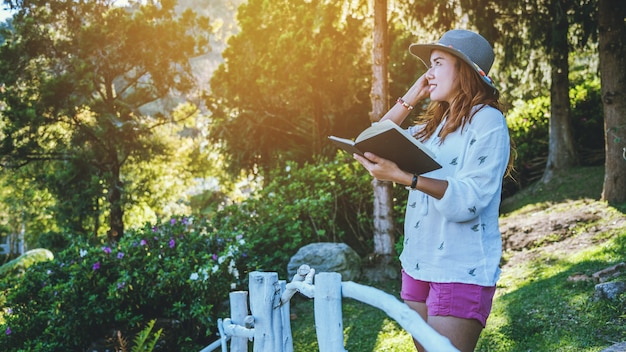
[434,108,511,223]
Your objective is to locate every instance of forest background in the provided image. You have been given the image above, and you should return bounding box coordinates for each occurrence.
[0,0,624,350]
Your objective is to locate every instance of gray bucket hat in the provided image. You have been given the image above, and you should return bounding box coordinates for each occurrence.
[409,29,496,89]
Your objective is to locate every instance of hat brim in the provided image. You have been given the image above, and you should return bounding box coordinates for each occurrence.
[409,43,496,89]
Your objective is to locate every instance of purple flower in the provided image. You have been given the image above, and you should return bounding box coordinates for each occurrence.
[117,281,126,290]
[117,252,125,259]
[92,261,100,271]
[181,217,189,225]
[152,226,158,232]
[103,246,112,254]
[169,239,175,248]
[170,218,177,225]
[140,239,147,246]
[5,327,10,335]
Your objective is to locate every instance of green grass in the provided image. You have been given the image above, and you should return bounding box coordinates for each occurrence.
[290,165,626,351]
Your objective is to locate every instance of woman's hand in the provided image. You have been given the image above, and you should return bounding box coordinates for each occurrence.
[353,152,410,185]
[409,73,431,104]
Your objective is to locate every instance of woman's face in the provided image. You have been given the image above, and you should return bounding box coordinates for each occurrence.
[426,49,460,104]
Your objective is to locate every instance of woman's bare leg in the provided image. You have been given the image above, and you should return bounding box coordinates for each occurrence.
[404,300,483,352]
[428,315,483,352]
[404,300,428,352]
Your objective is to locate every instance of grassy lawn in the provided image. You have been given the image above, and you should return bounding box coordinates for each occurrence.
[290,166,626,351]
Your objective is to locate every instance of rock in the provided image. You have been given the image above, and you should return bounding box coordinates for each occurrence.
[0,248,54,278]
[592,262,626,283]
[600,341,626,352]
[287,242,361,281]
[594,281,626,301]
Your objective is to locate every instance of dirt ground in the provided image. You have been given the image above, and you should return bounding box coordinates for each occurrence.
[499,198,626,271]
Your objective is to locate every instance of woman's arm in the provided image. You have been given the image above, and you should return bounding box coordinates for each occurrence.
[353,152,448,200]
[380,73,430,126]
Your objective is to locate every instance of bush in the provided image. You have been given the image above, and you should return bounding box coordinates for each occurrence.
[570,78,604,153]
[210,154,378,278]
[506,77,603,188]
[507,96,551,185]
[0,216,245,351]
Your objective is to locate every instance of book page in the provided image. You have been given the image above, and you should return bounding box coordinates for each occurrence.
[355,120,437,161]
[355,120,394,143]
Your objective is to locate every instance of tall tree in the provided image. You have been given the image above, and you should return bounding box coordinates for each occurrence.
[541,0,578,182]
[206,0,371,176]
[0,0,211,240]
[598,0,626,203]
[368,0,396,281]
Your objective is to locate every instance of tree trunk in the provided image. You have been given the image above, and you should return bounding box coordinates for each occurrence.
[365,0,396,282]
[107,162,124,242]
[598,0,626,204]
[542,0,578,183]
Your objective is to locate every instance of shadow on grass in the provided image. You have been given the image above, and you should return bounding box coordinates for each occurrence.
[290,279,403,352]
[478,233,626,352]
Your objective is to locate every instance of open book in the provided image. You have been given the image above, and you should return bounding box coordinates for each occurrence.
[328,119,442,175]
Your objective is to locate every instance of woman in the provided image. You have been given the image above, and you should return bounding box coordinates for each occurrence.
[354,29,512,351]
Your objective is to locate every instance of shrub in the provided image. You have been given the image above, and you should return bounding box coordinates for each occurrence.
[209,154,378,277]
[570,78,604,153]
[507,96,551,185]
[506,77,603,188]
[0,216,245,351]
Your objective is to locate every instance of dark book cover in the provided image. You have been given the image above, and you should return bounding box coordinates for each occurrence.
[328,121,442,175]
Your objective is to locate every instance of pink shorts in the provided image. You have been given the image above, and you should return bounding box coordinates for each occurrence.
[400,270,496,327]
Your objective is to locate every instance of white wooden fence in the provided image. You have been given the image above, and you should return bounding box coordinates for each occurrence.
[200,265,458,352]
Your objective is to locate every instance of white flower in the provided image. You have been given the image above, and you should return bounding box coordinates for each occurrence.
[199,268,209,281]
[189,272,199,281]
[79,249,88,258]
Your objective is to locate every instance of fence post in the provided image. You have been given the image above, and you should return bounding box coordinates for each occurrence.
[229,291,249,352]
[314,272,347,352]
[249,271,283,352]
[278,280,294,352]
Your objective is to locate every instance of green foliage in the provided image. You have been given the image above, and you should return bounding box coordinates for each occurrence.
[507,96,551,180]
[205,153,381,277]
[570,78,604,151]
[506,77,603,187]
[0,0,212,238]
[35,231,71,255]
[0,216,245,350]
[207,0,371,175]
[0,249,54,278]
[131,319,162,352]
[0,166,59,246]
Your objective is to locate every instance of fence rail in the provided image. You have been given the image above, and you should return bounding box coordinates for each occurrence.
[201,265,458,352]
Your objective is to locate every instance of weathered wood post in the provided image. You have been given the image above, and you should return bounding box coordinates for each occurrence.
[278,280,294,352]
[314,272,347,352]
[249,271,283,352]
[229,291,249,352]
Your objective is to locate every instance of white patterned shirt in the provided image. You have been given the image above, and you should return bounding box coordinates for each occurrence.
[400,105,510,287]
